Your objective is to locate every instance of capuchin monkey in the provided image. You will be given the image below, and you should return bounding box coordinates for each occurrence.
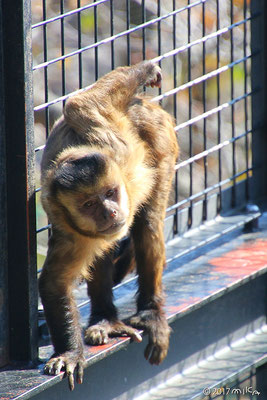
[39,61,178,390]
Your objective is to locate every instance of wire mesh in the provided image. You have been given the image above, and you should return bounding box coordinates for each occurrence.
[32,0,253,271]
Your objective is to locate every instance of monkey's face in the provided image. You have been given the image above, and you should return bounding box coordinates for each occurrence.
[50,153,130,238]
[57,182,129,239]
[77,182,129,236]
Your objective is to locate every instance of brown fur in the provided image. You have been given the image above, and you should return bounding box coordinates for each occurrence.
[39,61,178,390]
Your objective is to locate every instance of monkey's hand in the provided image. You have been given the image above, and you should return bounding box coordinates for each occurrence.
[84,319,142,345]
[138,61,162,88]
[44,350,86,391]
[128,310,171,365]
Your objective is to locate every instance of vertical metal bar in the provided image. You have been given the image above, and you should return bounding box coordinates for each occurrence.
[42,0,51,241]
[173,0,178,235]
[157,0,162,97]
[173,0,177,121]
[60,0,66,102]
[243,0,249,201]
[188,0,193,228]
[216,0,222,213]
[77,0,83,88]
[126,0,130,65]
[94,1,98,80]
[110,0,114,69]
[142,0,146,60]
[230,0,236,207]
[202,0,207,221]
[250,0,267,201]
[42,0,49,138]
[0,0,9,367]
[2,0,38,363]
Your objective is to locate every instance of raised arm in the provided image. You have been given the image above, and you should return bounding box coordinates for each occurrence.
[63,61,162,133]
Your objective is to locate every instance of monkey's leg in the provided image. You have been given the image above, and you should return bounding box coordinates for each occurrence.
[129,207,171,365]
[84,253,142,345]
[39,233,86,391]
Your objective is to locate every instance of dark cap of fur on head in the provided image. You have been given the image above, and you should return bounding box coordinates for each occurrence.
[52,153,107,192]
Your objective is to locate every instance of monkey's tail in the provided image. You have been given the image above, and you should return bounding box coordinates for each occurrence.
[113,236,136,285]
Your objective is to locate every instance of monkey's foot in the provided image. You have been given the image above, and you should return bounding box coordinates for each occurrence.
[44,350,85,391]
[128,310,171,365]
[84,320,142,345]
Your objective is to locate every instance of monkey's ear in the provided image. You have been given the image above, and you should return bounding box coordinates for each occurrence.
[53,153,108,192]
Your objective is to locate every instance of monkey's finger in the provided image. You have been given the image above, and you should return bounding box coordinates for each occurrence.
[148,346,162,365]
[97,328,109,344]
[85,326,109,345]
[144,342,154,362]
[66,365,75,391]
[53,359,65,375]
[145,341,167,365]
[116,326,142,342]
[127,329,142,343]
[76,362,84,385]
[154,71,162,87]
[44,360,57,375]
[145,71,162,88]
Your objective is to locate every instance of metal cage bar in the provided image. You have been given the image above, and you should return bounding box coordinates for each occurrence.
[251,0,267,201]
[2,0,38,363]
[0,0,9,368]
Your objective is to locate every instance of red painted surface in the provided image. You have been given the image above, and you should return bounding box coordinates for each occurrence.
[166,297,202,317]
[209,239,267,278]
[85,337,128,355]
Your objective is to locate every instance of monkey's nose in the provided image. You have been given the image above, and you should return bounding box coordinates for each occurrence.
[110,210,117,218]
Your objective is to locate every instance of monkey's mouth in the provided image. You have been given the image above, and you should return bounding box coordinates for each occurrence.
[98,220,126,235]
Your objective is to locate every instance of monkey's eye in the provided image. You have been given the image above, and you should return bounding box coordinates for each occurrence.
[83,200,95,208]
[105,189,115,198]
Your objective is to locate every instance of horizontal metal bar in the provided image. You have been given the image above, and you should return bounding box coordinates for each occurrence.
[36,224,51,234]
[34,83,93,112]
[33,0,207,71]
[152,16,253,66]
[32,0,109,29]
[176,129,252,171]
[175,91,252,132]
[34,53,252,114]
[35,145,45,152]
[153,54,252,103]
[166,168,252,212]
[33,17,255,112]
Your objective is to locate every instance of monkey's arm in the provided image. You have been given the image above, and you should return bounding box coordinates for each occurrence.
[63,61,161,132]
[39,232,85,391]
[92,60,162,101]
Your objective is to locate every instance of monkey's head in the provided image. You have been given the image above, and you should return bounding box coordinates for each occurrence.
[48,151,130,239]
